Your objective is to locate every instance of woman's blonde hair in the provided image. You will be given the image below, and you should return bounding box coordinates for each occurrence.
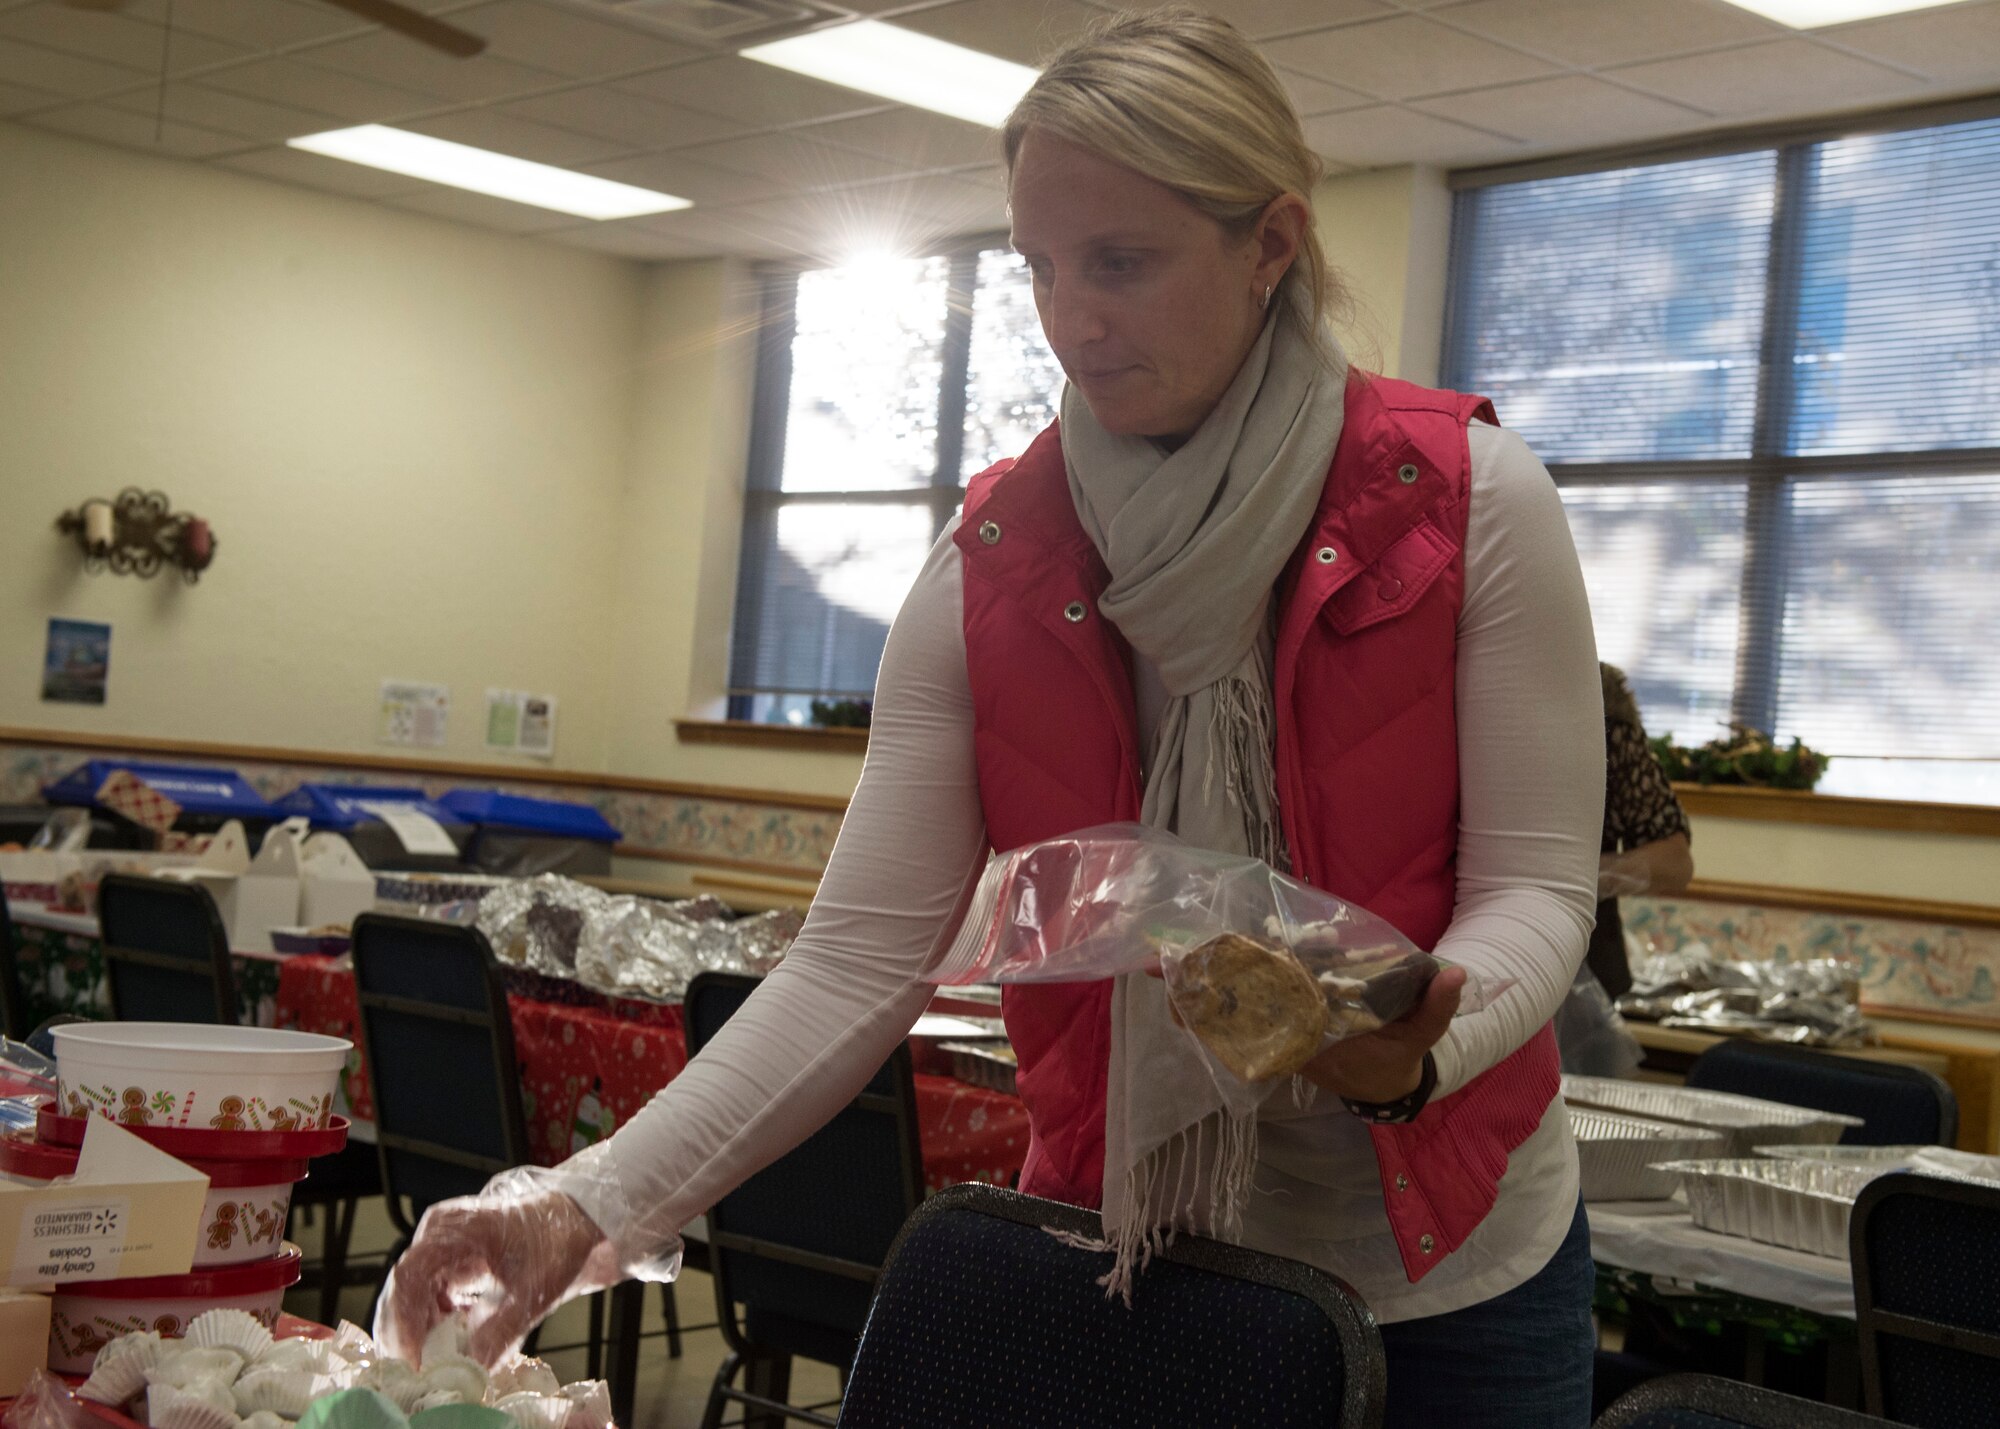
[1003,7,1346,336]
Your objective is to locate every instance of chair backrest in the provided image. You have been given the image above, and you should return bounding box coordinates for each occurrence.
[1852,1170,2000,1429]
[1594,1371,1891,1428]
[96,874,237,1025]
[0,897,28,1042]
[349,913,529,1234]
[836,1181,1386,1429]
[683,972,925,1372]
[1685,1039,1956,1146]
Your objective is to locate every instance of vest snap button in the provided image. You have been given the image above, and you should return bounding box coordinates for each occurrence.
[1398,463,1420,485]
[1315,546,1337,565]
[1379,578,1404,602]
[1418,1233,1435,1255]
[1395,1173,1409,1192]
[978,520,1002,545]
[1063,601,1087,623]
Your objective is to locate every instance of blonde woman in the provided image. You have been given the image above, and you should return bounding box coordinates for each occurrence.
[385,11,1604,1424]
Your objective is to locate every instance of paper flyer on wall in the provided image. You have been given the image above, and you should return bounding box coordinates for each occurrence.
[486,689,557,758]
[378,680,448,748]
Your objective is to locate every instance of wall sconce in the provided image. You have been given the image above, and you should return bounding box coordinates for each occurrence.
[56,489,216,583]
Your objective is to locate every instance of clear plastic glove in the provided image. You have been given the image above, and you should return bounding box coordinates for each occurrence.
[374,1162,681,1370]
[1595,858,1651,903]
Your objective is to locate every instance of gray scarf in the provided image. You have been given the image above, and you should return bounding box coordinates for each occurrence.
[1060,283,1349,1295]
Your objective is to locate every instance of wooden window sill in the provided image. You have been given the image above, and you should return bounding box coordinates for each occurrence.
[674,719,869,754]
[1672,783,2000,838]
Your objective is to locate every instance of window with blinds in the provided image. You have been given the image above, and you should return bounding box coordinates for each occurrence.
[728,246,1058,724]
[1444,110,2000,806]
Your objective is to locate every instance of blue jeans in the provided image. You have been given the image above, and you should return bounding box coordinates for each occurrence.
[1378,1199,1595,1429]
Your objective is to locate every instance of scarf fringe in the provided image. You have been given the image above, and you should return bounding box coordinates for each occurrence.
[1099,1109,1260,1306]
[1201,674,1290,874]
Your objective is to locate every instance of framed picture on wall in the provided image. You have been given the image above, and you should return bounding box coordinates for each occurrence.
[42,618,111,705]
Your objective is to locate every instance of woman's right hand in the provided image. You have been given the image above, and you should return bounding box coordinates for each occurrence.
[375,1187,608,1368]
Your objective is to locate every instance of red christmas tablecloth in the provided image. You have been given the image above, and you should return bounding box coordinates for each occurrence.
[274,957,1029,1192]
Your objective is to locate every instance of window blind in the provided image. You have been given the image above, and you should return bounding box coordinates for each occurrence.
[1445,112,2000,802]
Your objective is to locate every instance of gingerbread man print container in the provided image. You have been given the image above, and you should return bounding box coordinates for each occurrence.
[50,1024,349,1134]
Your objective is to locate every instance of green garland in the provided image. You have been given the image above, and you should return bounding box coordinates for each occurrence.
[1650,724,1828,791]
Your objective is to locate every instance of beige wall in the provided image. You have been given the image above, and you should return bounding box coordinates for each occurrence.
[0,120,641,771]
[1312,165,1454,385]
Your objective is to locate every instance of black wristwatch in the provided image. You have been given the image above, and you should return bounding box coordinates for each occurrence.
[1341,1051,1437,1125]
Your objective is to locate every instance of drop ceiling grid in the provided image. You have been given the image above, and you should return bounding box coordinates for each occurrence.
[0,0,1991,262]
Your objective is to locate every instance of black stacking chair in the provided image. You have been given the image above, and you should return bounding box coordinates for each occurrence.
[1594,1372,1893,1427]
[685,971,926,1429]
[1685,1040,1957,1147]
[837,1181,1386,1428]
[97,873,237,1024]
[351,915,636,1415]
[1852,1171,2000,1428]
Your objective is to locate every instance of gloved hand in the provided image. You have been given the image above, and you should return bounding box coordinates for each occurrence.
[374,1162,679,1369]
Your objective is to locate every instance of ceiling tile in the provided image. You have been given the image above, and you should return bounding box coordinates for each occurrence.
[405,107,630,166]
[1092,0,1397,40]
[803,107,1002,170]
[24,100,248,158]
[0,35,148,96]
[500,87,740,149]
[1418,74,1710,145]
[385,184,582,234]
[0,74,57,114]
[169,0,367,51]
[213,142,431,199]
[727,177,1006,258]
[538,222,709,260]
[1301,102,1527,165]
[622,203,819,259]
[1439,0,1783,69]
[293,30,564,105]
[579,149,782,206]
[891,0,1103,66]
[1275,65,1377,115]
[0,5,249,75]
[198,57,436,123]
[107,82,338,141]
[683,131,911,189]
[1827,1,2000,88]
[1265,13,1559,100]
[1609,38,1927,118]
[446,0,696,79]
[616,56,885,128]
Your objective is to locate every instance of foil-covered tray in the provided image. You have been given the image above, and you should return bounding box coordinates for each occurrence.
[1757,1143,2000,1187]
[1569,1106,1726,1202]
[938,1042,1018,1096]
[1654,1158,1879,1259]
[1560,1075,1861,1156]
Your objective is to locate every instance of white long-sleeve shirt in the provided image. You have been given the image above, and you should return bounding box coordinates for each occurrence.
[557,419,1603,1322]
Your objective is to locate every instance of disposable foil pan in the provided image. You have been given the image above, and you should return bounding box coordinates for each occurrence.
[1655,1158,1879,1259]
[1561,1074,1861,1156]
[1755,1144,1932,1166]
[1569,1107,1726,1202]
[939,1042,1017,1097]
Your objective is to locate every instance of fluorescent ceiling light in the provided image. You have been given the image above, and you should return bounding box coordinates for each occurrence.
[1716,0,1975,25]
[287,125,690,221]
[741,20,1038,128]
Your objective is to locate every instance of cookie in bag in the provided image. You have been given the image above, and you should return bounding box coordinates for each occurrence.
[1164,933,1329,1082]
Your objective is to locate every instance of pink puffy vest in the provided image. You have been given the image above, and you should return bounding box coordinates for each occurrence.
[955,374,1561,1283]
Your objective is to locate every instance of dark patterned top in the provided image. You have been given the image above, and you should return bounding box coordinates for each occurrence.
[1601,664,1691,856]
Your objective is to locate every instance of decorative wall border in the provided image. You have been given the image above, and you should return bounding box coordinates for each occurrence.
[0,728,843,879]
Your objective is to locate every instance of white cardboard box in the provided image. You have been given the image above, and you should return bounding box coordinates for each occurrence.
[160,819,303,954]
[1,1118,206,1287]
[297,832,377,930]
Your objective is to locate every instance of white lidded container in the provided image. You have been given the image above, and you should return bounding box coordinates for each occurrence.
[47,1247,302,1374]
[52,1024,350,1134]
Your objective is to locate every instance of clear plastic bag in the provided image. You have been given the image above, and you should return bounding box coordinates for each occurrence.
[2,1371,97,1429]
[928,824,1512,1082]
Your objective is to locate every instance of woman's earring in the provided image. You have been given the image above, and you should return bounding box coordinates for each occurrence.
[1260,284,1274,312]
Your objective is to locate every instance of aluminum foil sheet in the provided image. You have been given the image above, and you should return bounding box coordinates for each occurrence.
[1656,1157,1879,1258]
[476,874,802,1002]
[1618,949,1872,1047]
[1568,1106,1726,1202]
[1561,1074,1860,1156]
